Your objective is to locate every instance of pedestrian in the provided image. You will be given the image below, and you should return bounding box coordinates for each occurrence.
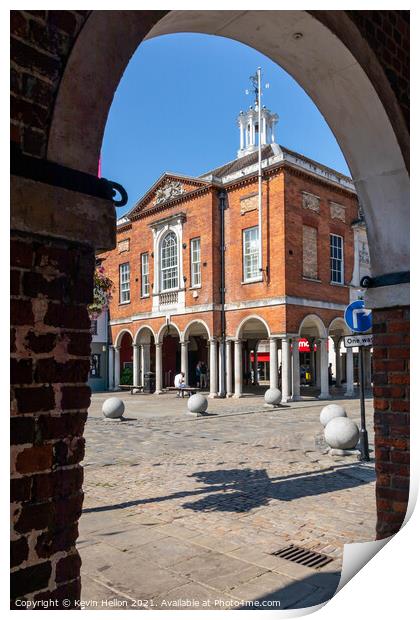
[200,362,207,389]
[174,371,186,397]
[328,363,333,386]
[195,361,201,388]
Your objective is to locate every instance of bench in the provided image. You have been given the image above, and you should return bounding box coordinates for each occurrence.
[118,384,143,395]
[167,386,198,398]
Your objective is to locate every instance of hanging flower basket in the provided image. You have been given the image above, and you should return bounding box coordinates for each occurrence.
[88,266,114,319]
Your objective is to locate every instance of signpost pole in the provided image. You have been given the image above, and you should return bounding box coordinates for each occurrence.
[358,346,370,461]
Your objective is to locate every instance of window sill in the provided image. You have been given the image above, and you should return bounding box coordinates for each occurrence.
[119,300,131,305]
[153,288,185,296]
[189,285,202,290]
[140,295,150,299]
[302,277,321,283]
[241,277,263,285]
[330,281,347,287]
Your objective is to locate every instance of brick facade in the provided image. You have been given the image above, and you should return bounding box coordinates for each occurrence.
[11,232,94,606]
[103,164,359,352]
[372,307,410,539]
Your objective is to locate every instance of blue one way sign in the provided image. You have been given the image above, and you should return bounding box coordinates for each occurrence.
[344,300,372,333]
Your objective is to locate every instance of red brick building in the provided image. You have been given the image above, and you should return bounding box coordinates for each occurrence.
[101,103,370,400]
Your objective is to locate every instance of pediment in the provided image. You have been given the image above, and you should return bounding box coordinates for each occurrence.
[127,173,209,218]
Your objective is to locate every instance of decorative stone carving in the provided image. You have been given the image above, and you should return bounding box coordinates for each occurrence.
[330,201,346,222]
[359,241,370,264]
[302,225,318,279]
[240,193,258,215]
[302,192,320,213]
[154,181,186,205]
[118,238,130,253]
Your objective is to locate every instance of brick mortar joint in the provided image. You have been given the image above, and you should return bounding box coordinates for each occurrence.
[11,462,85,482]
[11,31,68,62]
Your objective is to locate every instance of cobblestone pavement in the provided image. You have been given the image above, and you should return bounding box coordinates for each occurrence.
[79,391,376,610]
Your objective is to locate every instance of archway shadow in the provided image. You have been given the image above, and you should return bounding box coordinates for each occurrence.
[181,465,374,512]
[83,463,375,514]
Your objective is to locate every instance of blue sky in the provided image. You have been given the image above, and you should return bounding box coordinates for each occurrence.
[101,33,350,216]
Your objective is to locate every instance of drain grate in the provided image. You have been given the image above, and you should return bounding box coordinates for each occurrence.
[271,544,333,570]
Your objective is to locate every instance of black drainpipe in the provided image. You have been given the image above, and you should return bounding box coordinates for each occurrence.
[218,189,227,398]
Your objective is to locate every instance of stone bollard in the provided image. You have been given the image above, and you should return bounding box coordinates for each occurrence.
[102,397,125,420]
[187,393,208,417]
[320,403,347,427]
[264,388,282,408]
[324,416,360,456]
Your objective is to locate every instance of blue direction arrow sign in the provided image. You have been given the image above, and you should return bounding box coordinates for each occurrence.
[344,300,372,333]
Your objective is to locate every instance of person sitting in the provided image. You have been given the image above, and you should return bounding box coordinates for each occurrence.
[174,371,186,397]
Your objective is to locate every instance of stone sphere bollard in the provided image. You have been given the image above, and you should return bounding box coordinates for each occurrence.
[264,388,282,407]
[187,393,208,415]
[324,417,359,450]
[320,403,347,427]
[102,397,125,420]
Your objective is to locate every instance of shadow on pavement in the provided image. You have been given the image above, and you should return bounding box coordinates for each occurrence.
[83,462,375,515]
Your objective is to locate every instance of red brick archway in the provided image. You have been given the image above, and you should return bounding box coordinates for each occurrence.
[11,10,409,605]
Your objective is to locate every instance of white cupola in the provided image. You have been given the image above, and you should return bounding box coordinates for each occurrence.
[237,104,279,158]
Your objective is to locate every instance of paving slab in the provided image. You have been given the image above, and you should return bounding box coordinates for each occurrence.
[230,572,316,609]
[171,550,267,591]
[153,581,238,610]
[134,536,206,567]
[78,392,376,610]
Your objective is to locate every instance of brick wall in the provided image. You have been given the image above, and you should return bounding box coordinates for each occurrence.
[100,186,221,325]
[10,232,94,606]
[284,169,358,305]
[10,10,90,158]
[347,11,409,129]
[372,307,410,539]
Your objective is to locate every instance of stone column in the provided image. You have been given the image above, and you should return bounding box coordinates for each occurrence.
[262,115,267,144]
[155,342,163,394]
[334,337,342,387]
[269,337,279,390]
[233,339,243,398]
[239,121,244,150]
[209,338,218,398]
[291,337,301,401]
[132,343,140,388]
[281,337,291,403]
[344,346,354,397]
[251,121,255,147]
[226,340,233,397]
[113,346,120,389]
[141,343,151,386]
[181,340,189,384]
[108,346,114,391]
[318,338,331,400]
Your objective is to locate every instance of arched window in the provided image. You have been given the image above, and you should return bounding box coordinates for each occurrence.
[161,231,178,291]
